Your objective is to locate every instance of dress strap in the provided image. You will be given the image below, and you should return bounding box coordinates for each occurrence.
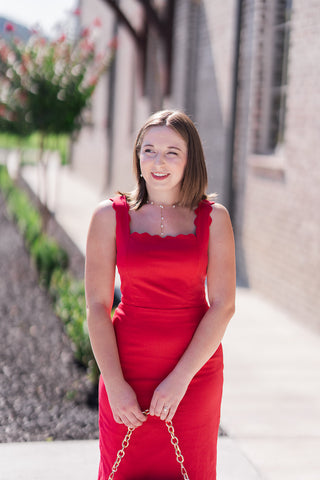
[110,195,130,240]
[195,199,214,244]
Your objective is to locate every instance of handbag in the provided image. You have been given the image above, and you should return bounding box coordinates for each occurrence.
[108,409,190,480]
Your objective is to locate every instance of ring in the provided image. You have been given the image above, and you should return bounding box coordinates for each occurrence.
[163,406,169,413]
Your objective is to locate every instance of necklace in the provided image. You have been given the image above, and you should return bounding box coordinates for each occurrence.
[147,200,176,237]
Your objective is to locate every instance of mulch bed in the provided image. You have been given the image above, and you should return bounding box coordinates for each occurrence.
[0,193,99,442]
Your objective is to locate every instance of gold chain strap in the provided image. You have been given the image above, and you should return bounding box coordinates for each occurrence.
[107,410,190,480]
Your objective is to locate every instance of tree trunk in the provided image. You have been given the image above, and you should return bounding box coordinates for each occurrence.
[38,133,51,232]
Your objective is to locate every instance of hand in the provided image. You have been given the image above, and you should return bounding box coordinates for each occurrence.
[106,379,147,429]
[149,373,189,422]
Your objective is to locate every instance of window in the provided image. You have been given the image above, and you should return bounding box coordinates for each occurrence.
[252,0,292,154]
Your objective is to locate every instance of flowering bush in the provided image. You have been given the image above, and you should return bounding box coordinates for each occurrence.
[0,20,116,136]
[0,31,32,136]
[0,19,117,229]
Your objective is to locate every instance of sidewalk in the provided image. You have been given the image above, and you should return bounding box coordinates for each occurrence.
[222,287,320,480]
[1,161,319,479]
[0,436,261,480]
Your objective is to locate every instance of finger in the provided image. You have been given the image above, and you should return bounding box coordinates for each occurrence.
[128,414,145,427]
[152,396,168,417]
[149,397,159,416]
[154,403,163,417]
[121,414,136,429]
[160,405,170,421]
[166,405,178,423]
[149,397,157,417]
[134,409,148,423]
[129,405,148,425]
[114,415,123,424]
[126,409,147,428]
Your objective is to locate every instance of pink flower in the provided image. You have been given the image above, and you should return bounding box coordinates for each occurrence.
[0,44,10,61]
[18,90,27,103]
[73,8,81,16]
[58,34,66,43]
[81,38,95,53]
[93,18,102,27]
[108,36,118,50]
[81,27,90,38]
[88,75,98,86]
[5,22,14,32]
[17,64,27,75]
[95,52,104,62]
[22,53,31,66]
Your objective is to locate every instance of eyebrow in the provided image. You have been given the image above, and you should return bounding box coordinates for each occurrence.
[142,143,182,151]
[168,146,182,151]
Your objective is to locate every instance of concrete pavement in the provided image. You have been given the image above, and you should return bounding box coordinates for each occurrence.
[1,159,319,479]
[222,287,320,480]
[0,436,262,480]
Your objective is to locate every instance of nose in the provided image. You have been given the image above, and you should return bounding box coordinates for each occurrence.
[154,152,165,165]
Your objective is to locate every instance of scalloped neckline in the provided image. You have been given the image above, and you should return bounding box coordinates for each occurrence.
[128,203,200,239]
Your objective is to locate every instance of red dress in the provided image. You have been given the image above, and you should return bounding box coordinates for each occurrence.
[98,195,223,480]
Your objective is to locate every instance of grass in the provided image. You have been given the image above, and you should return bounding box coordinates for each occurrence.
[0,132,70,165]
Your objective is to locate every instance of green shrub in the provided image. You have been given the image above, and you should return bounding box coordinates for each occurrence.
[50,268,99,384]
[0,164,14,196]
[30,235,68,288]
[6,188,42,247]
[1,165,98,385]
[0,133,70,166]
[66,316,91,365]
[50,269,85,326]
[0,165,42,246]
[49,268,72,318]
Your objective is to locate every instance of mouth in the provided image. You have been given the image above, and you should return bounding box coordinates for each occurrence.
[151,172,170,180]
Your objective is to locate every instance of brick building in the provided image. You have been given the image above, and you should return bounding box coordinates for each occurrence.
[74,0,320,330]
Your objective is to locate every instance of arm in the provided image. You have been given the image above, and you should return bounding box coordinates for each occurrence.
[85,200,146,428]
[149,203,236,421]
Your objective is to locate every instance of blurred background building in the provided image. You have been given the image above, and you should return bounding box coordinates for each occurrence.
[72,0,320,332]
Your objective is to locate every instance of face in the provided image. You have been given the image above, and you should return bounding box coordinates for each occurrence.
[139,126,188,199]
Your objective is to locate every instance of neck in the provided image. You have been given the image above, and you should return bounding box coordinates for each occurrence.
[147,199,177,207]
[146,189,180,206]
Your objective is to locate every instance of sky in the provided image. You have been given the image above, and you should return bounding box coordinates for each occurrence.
[0,0,78,36]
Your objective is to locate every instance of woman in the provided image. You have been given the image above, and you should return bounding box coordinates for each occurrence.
[85,110,236,480]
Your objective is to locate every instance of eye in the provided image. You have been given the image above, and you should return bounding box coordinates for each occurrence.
[167,151,178,156]
[142,148,156,157]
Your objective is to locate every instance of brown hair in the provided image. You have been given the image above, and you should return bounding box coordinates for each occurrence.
[126,110,210,209]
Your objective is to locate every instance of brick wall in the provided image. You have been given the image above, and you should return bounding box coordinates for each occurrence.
[234,0,320,331]
[75,0,320,330]
[171,0,237,202]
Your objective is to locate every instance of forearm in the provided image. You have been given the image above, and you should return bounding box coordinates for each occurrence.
[87,303,125,391]
[172,301,234,384]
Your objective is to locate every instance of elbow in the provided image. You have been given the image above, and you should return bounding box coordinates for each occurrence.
[222,300,235,326]
[209,297,235,324]
[86,302,111,327]
[229,297,236,317]
[228,301,236,321]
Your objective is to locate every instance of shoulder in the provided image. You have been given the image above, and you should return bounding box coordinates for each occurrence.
[92,198,115,221]
[200,199,231,224]
[88,199,116,240]
[211,202,230,220]
[209,202,234,241]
